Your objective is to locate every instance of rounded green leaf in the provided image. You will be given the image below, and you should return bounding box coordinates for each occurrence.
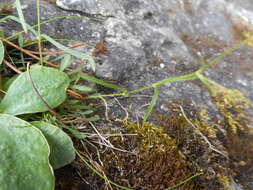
[0,114,54,190]
[31,121,76,169]
[0,65,70,115]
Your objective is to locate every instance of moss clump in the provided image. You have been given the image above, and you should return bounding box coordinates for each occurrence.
[103,122,199,190]
[205,80,253,189]
[210,83,253,134]
[217,174,231,190]
[156,112,231,190]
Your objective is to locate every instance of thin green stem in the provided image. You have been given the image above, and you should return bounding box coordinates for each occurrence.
[195,72,214,92]
[198,37,253,73]
[86,73,198,100]
[143,87,159,122]
[164,172,203,190]
[87,73,198,99]
[88,92,125,99]
[128,72,198,94]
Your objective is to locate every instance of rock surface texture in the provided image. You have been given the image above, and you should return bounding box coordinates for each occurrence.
[9,0,252,109]
[2,0,253,189]
[52,0,253,115]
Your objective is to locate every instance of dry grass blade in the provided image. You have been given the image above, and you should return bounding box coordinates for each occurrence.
[179,106,228,158]
[0,37,58,68]
[3,59,22,74]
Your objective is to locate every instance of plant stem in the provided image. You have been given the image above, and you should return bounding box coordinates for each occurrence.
[198,37,253,73]
[164,172,203,190]
[88,92,125,99]
[101,72,198,97]
[0,37,58,68]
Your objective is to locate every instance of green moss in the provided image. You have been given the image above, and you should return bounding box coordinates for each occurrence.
[203,79,253,188]
[126,122,178,155]
[210,83,253,134]
[102,121,199,190]
[217,174,232,190]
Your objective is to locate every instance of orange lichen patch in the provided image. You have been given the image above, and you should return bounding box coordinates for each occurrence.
[231,17,253,43]
[0,4,13,14]
[103,122,199,190]
[92,42,109,57]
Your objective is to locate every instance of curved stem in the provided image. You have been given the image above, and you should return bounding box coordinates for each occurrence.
[128,72,198,94]
[198,37,253,73]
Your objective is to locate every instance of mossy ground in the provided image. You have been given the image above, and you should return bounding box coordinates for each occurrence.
[54,83,253,190]
[210,83,253,189]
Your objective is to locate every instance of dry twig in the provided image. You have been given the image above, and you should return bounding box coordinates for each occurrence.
[3,59,22,74]
[179,106,228,158]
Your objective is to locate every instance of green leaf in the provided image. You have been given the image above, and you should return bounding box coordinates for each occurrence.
[82,110,94,115]
[143,87,159,122]
[67,66,84,75]
[60,54,72,71]
[31,121,76,169]
[79,74,126,92]
[0,65,70,115]
[71,84,95,93]
[18,34,25,63]
[18,33,24,47]
[0,40,4,65]
[62,125,87,139]
[0,27,4,37]
[69,110,94,115]
[14,0,28,33]
[0,114,54,190]
[81,114,100,122]
[41,34,96,71]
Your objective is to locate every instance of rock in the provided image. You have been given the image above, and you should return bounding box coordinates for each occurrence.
[53,0,253,107]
